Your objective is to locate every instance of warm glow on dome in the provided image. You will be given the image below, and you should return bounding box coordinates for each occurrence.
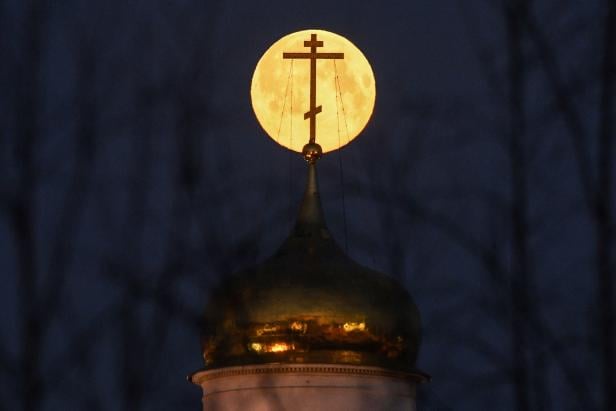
[343,321,366,332]
[251,29,376,154]
[269,343,293,353]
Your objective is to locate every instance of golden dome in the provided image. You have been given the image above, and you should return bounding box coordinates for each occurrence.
[201,163,426,380]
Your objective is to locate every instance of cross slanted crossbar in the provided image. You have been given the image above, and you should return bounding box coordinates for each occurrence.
[283,33,344,144]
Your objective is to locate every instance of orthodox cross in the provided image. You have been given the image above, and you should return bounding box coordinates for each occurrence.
[283,33,344,144]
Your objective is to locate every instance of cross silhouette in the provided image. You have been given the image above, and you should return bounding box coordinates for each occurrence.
[283,33,344,144]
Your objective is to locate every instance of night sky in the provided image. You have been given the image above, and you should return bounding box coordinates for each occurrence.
[1,0,614,410]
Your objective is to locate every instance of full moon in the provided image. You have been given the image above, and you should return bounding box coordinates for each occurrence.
[251,29,376,154]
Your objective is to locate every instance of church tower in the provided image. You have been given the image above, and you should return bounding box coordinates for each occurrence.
[190,29,428,410]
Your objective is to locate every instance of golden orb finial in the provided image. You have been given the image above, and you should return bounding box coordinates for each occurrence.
[302,142,322,163]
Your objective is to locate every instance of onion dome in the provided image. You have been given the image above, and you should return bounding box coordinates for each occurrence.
[200,160,426,380]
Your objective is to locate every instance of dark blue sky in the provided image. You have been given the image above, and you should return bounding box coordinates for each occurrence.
[1,0,613,410]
